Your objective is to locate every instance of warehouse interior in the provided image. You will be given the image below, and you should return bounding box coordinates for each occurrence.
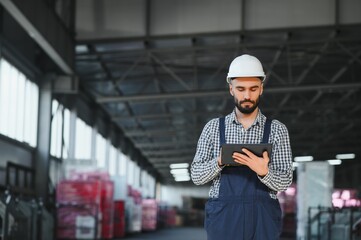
[0,0,360,239]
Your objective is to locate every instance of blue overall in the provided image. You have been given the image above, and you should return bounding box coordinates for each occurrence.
[204,117,282,240]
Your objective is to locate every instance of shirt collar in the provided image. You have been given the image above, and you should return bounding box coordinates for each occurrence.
[230,108,266,127]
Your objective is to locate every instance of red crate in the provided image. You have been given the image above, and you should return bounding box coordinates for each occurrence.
[56,180,102,239]
[56,180,101,204]
[100,181,114,239]
[142,199,158,231]
[57,203,100,239]
[67,172,115,239]
[113,200,125,238]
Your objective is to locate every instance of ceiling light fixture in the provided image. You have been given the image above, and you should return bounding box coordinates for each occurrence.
[328,159,342,165]
[170,163,189,169]
[170,168,188,175]
[174,176,191,182]
[335,153,355,160]
[294,156,313,162]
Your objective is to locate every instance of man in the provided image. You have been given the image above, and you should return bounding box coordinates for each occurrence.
[191,54,293,240]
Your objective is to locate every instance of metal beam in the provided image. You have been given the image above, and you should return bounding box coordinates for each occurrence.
[118,100,360,124]
[149,156,194,162]
[143,149,195,155]
[135,141,196,148]
[76,24,361,45]
[97,82,361,103]
[146,152,194,158]
[335,41,361,66]
[294,31,336,85]
[126,117,361,139]
[126,128,196,137]
[0,0,73,74]
[113,110,226,121]
[264,33,288,85]
[149,53,192,91]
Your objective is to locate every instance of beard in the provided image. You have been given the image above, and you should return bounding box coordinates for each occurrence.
[234,97,260,114]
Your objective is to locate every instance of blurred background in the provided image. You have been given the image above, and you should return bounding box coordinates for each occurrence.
[0,0,360,239]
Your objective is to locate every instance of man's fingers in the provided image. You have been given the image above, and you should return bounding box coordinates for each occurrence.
[262,151,269,163]
[241,148,255,157]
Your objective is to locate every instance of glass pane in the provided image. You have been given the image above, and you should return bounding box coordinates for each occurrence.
[15,73,26,141]
[8,67,19,139]
[109,145,117,176]
[62,109,70,159]
[23,80,32,144]
[0,59,11,136]
[127,160,134,185]
[75,118,92,160]
[51,100,64,158]
[0,59,39,147]
[29,82,39,147]
[96,133,107,168]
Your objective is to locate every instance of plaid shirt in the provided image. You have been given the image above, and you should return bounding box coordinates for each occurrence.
[191,109,293,199]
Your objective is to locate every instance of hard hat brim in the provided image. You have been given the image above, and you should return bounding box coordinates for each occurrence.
[226,76,266,84]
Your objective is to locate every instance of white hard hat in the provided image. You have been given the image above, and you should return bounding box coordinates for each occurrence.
[226,54,266,83]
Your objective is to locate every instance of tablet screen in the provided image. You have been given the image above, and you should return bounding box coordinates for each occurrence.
[221,143,272,166]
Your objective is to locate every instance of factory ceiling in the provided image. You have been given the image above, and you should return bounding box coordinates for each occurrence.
[2,0,361,186]
[75,24,361,184]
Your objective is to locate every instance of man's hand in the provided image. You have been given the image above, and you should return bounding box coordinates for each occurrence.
[217,156,224,167]
[232,148,269,177]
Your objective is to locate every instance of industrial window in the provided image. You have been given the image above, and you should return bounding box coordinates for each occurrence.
[127,160,135,185]
[50,99,71,158]
[96,133,107,169]
[75,118,92,160]
[119,152,128,177]
[0,58,39,147]
[134,164,140,189]
[108,145,118,176]
[49,157,63,186]
[141,171,156,199]
[62,108,71,159]
[149,175,155,198]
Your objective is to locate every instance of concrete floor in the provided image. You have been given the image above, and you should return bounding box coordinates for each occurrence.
[116,227,295,240]
[118,227,207,240]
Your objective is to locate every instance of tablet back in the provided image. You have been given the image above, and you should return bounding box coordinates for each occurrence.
[221,143,272,166]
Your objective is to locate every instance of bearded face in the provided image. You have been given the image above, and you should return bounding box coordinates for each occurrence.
[229,77,263,114]
[234,96,260,114]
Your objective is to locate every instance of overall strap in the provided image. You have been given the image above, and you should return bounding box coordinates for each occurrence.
[261,118,272,144]
[219,117,226,146]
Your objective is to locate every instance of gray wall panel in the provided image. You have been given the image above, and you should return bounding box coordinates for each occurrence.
[76,0,146,39]
[75,0,361,39]
[340,0,361,24]
[151,0,241,35]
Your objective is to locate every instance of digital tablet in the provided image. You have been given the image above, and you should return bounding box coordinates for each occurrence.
[221,143,272,166]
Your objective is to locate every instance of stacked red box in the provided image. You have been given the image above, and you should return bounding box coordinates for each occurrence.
[113,200,125,237]
[70,171,115,239]
[157,204,177,228]
[141,199,158,231]
[57,180,101,204]
[165,207,177,227]
[69,170,111,181]
[56,180,101,239]
[100,180,114,239]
